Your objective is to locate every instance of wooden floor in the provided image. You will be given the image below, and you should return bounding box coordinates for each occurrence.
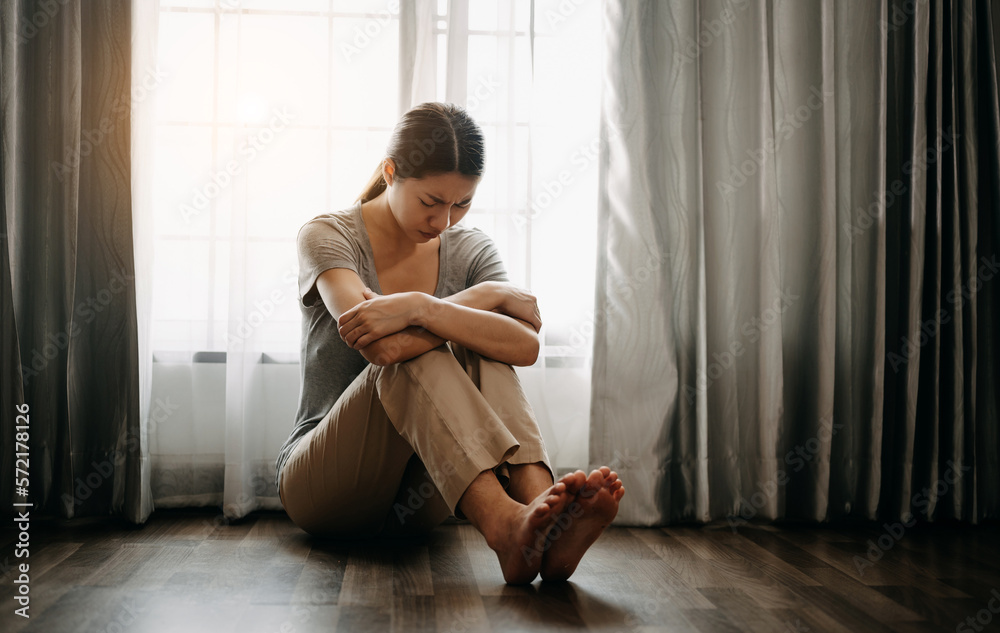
[2,509,999,633]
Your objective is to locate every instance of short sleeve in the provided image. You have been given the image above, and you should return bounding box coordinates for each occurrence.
[296,218,362,308]
[466,232,510,287]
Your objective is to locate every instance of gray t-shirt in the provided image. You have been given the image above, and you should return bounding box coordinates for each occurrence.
[274,199,510,491]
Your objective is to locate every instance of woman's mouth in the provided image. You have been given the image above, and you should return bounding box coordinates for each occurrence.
[420,231,439,239]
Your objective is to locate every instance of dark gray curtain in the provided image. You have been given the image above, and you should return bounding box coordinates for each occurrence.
[592,0,1000,526]
[1,0,142,522]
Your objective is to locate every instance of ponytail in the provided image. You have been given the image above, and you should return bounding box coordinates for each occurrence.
[358,160,387,203]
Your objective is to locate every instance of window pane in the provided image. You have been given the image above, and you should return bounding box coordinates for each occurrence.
[157,13,216,123]
[332,0,395,14]
[330,129,393,207]
[469,0,499,31]
[245,128,328,238]
[229,15,329,128]
[331,18,399,126]
[153,125,215,237]
[241,0,330,11]
[153,240,212,338]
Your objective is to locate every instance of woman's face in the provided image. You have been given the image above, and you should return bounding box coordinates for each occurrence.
[384,160,480,243]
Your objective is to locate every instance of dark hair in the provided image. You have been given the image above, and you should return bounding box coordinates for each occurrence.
[357,102,486,203]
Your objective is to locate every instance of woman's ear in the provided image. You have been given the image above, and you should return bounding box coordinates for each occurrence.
[383,158,395,186]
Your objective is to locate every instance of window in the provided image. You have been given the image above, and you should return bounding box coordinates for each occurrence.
[145,0,602,487]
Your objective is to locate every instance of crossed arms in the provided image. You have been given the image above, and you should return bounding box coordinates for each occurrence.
[314,268,542,367]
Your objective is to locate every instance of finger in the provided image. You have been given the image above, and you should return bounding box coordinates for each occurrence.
[348,329,364,348]
[338,322,358,344]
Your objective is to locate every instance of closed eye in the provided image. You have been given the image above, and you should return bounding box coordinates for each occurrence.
[424,195,473,207]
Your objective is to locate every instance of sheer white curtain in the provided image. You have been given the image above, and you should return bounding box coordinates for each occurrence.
[131,0,602,520]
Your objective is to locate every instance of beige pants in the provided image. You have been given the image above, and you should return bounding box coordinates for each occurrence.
[278,340,554,539]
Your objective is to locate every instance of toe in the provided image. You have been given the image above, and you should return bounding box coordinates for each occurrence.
[532,503,551,517]
[557,472,582,493]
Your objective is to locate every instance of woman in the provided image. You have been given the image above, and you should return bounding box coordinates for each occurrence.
[274,102,624,584]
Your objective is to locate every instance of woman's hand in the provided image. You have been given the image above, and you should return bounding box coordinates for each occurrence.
[493,283,542,333]
[338,288,427,350]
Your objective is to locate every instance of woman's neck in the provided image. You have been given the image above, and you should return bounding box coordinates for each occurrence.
[362,193,418,254]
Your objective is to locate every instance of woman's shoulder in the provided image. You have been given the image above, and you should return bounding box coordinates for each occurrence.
[445,222,500,257]
[296,202,363,243]
[445,222,493,245]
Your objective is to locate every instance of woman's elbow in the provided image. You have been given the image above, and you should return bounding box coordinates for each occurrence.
[513,333,540,367]
[359,340,396,366]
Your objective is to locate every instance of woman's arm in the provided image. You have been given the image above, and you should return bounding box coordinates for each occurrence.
[319,268,537,366]
[410,296,539,366]
[350,283,523,366]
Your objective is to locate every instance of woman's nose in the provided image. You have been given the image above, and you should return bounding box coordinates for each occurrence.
[429,209,451,231]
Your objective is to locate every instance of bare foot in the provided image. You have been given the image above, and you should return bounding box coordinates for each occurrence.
[485,472,580,584]
[539,466,625,581]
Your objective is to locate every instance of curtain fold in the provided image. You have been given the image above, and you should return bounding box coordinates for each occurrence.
[593,0,1000,526]
[1,0,142,522]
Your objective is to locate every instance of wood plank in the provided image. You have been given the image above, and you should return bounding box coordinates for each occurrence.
[391,596,436,633]
[338,545,395,607]
[429,526,491,633]
[681,607,745,633]
[699,588,806,633]
[872,585,989,631]
[800,567,925,625]
[624,557,716,609]
[788,584,906,633]
[392,544,434,596]
[290,544,348,605]
[8,511,999,633]
[630,528,738,589]
[726,533,824,587]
